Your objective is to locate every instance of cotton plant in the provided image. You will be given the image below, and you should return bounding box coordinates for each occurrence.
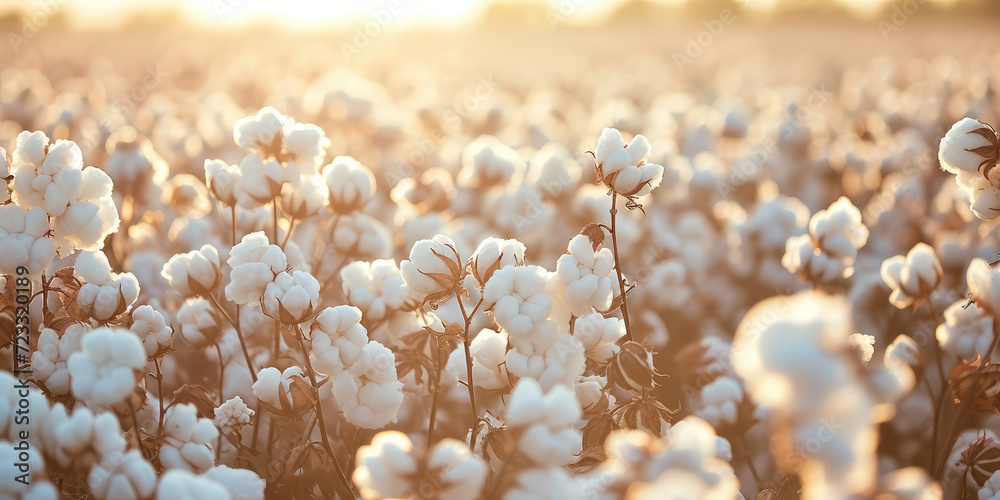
[939,117,1000,220]
[72,249,141,323]
[782,196,870,285]
[66,326,147,412]
[340,259,408,321]
[353,430,488,500]
[32,324,86,396]
[159,403,219,473]
[880,242,943,309]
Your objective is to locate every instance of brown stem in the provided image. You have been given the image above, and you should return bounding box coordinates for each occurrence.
[739,434,763,493]
[154,357,166,441]
[214,342,225,461]
[609,192,634,341]
[293,326,356,498]
[280,217,297,249]
[427,344,442,445]
[206,293,257,383]
[458,296,483,450]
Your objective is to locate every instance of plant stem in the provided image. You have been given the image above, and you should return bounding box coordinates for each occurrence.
[458,296,482,450]
[214,342,225,461]
[154,357,166,440]
[206,293,257,383]
[739,434,763,493]
[609,192,633,341]
[293,327,356,499]
[427,344,441,445]
[280,217,297,249]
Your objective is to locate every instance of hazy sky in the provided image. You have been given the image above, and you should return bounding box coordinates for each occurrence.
[2,0,961,27]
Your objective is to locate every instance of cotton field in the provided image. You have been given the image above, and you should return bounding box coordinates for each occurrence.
[3,1,1000,499]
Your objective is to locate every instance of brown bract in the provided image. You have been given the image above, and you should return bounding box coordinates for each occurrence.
[949,357,1000,414]
[967,122,1000,179]
[959,432,1000,487]
[612,395,676,437]
[606,341,660,393]
[419,245,465,308]
[256,373,316,420]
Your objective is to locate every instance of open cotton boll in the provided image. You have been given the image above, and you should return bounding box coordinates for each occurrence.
[233,154,283,209]
[0,205,56,279]
[341,259,407,321]
[322,156,375,213]
[482,264,553,337]
[937,298,995,361]
[328,212,393,260]
[572,312,625,365]
[39,405,126,470]
[156,469,231,500]
[353,431,488,500]
[261,270,320,324]
[74,250,140,321]
[968,258,1000,315]
[214,396,254,435]
[87,449,158,500]
[67,327,146,411]
[309,305,370,376]
[593,128,665,197]
[129,304,172,357]
[280,174,328,219]
[504,378,582,467]
[458,135,523,189]
[0,439,58,500]
[177,298,222,347]
[234,106,286,153]
[694,376,745,430]
[733,291,881,499]
[161,244,222,297]
[939,117,997,175]
[234,107,330,170]
[204,158,242,207]
[252,366,313,418]
[551,235,615,317]
[32,325,86,396]
[880,242,943,309]
[470,237,526,287]
[225,231,287,306]
[203,466,265,500]
[400,234,464,307]
[160,403,219,473]
[525,142,581,201]
[468,328,510,391]
[970,186,1000,220]
[331,340,404,429]
[282,122,330,172]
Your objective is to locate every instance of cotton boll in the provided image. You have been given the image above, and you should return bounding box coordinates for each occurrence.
[639,259,692,310]
[331,340,404,429]
[469,328,511,391]
[470,237,526,287]
[73,250,140,321]
[233,154,283,209]
[525,142,581,201]
[156,469,231,500]
[969,258,1000,316]
[483,265,553,337]
[234,106,329,169]
[694,376,745,430]
[203,466,265,500]
[550,235,615,317]
[504,378,582,467]
[849,333,876,364]
[225,231,287,306]
[458,135,522,189]
[31,325,85,395]
[160,403,219,473]
[783,196,869,283]
[161,244,222,297]
[204,158,242,207]
[67,327,146,412]
[939,118,997,175]
[341,259,407,321]
[733,291,881,499]
[87,449,158,500]
[592,128,664,197]
[328,212,393,260]
[0,205,56,279]
[880,242,943,309]
[252,366,313,418]
[130,304,173,357]
[322,156,376,213]
[213,396,254,435]
[280,174,328,219]
[353,431,487,500]
[400,234,464,307]
[39,405,127,471]
[261,270,320,324]
[177,298,222,347]
[11,131,83,218]
[937,298,995,362]
[572,313,625,366]
[309,305,369,377]
[0,439,57,500]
